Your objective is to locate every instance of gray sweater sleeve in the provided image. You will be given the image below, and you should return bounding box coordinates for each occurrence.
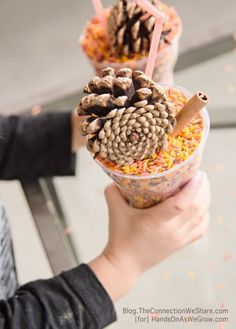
[0,113,76,180]
[0,264,117,329]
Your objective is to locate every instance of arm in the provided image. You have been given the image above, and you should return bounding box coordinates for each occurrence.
[89,173,211,302]
[0,110,84,180]
[0,173,210,328]
[0,265,116,329]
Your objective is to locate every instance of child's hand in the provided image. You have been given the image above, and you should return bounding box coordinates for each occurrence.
[105,171,210,273]
[89,172,211,302]
[71,109,86,151]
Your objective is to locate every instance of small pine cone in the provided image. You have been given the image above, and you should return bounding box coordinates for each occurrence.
[77,67,176,165]
[108,0,166,57]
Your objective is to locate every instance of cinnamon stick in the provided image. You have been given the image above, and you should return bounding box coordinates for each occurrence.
[172,92,209,137]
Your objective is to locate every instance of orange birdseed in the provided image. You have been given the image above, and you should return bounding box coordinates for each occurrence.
[98,88,204,176]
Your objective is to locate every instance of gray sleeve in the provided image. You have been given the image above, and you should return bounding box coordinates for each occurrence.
[0,264,117,329]
[0,113,76,180]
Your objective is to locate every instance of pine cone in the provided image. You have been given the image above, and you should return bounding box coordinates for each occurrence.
[77,67,176,165]
[108,0,169,57]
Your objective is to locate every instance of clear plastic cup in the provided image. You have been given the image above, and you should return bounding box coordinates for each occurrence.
[86,31,180,85]
[80,9,182,85]
[95,88,210,209]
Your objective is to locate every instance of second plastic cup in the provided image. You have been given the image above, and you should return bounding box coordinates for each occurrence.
[80,5,182,85]
[96,88,210,209]
[86,32,180,85]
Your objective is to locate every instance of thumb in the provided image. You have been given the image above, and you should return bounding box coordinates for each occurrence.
[105,184,129,213]
[152,172,205,222]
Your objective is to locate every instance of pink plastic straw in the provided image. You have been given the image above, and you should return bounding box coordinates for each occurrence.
[136,0,165,78]
[91,0,106,27]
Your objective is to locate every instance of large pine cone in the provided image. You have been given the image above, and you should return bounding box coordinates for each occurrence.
[77,67,176,165]
[108,0,169,57]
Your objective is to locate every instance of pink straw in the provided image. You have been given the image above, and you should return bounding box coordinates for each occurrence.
[91,0,106,27]
[136,0,165,78]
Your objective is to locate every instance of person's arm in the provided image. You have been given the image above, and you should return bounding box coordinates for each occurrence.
[0,110,84,180]
[0,173,210,328]
[0,264,116,329]
[89,173,211,302]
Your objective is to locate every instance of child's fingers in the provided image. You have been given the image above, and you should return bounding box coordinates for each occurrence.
[188,213,210,244]
[151,172,205,223]
[175,185,211,230]
[105,184,129,213]
[189,193,211,230]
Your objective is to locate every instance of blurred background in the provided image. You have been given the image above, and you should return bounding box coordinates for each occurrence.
[1,0,236,114]
[0,1,236,328]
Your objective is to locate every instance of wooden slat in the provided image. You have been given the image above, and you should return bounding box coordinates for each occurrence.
[0,181,52,284]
